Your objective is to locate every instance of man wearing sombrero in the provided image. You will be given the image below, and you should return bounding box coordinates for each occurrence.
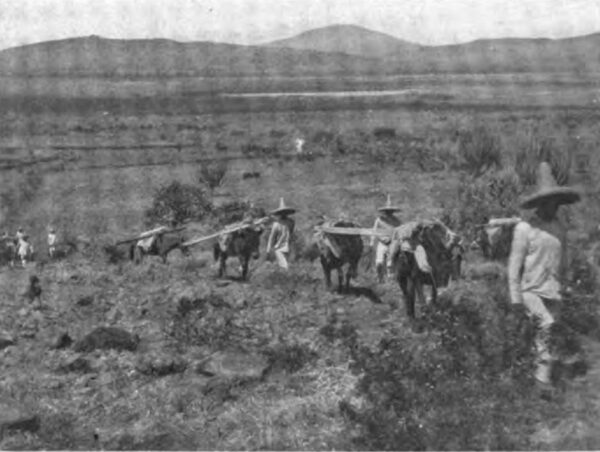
[508,161,581,389]
[266,198,296,270]
[370,195,402,283]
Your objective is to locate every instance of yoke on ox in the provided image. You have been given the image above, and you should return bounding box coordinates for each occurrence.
[387,221,462,319]
[313,220,363,293]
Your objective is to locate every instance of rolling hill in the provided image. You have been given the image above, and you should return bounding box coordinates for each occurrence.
[266,24,421,57]
[0,26,599,77]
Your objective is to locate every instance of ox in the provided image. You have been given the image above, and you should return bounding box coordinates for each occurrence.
[213,224,264,280]
[310,220,363,293]
[387,221,463,319]
[476,218,520,261]
[130,232,189,264]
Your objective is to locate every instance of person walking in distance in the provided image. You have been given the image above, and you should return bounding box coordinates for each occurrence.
[266,198,297,270]
[370,195,401,283]
[17,234,33,268]
[47,227,57,259]
[508,161,581,389]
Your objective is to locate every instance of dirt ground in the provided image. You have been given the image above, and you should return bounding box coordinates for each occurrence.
[1,80,600,449]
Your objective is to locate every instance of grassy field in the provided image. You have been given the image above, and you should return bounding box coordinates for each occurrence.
[1,75,600,450]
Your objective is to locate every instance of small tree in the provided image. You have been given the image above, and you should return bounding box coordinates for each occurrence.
[197,160,228,193]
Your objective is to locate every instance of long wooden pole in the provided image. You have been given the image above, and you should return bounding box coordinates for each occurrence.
[314,226,392,238]
[114,226,186,246]
[181,217,270,249]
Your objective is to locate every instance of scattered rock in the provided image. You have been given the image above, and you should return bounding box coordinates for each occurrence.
[0,331,15,350]
[135,350,187,376]
[57,355,94,374]
[51,332,73,350]
[196,350,269,380]
[73,327,139,353]
[0,398,40,438]
[76,294,94,307]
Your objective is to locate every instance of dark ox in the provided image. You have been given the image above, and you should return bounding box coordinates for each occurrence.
[389,221,463,319]
[130,233,189,264]
[310,220,363,293]
[213,225,264,280]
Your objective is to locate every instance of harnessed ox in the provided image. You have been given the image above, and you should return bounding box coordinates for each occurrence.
[213,223,264,280]
[130,232,189,264]
[311,220,364,293]
[387,220,463,319]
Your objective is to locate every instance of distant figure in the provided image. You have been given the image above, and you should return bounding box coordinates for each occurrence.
[17,234,33,267]
[47,227,57,259]
[508,162,581,389]
[370,195,402,283]
[266,198,297,270]
[16,228,24,241]
[294,137,305,154]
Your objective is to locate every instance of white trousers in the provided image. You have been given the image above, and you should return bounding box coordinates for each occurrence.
[522,292,555,383]
[375,242,389,266]
[274,249,289,270]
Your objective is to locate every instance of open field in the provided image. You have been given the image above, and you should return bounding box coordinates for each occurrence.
[1,75,600,450]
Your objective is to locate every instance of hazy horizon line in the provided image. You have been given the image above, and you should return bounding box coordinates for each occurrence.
[2,22,599,53]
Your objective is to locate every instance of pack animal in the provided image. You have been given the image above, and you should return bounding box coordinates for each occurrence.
[130,232,189,264]
[213,225,264,280]
[388,221,463,319]
[311,220,364,293]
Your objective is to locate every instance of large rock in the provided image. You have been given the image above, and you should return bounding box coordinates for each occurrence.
[195,350,269,380]
[0,399,40,438]
[73,327,139,353]
[135,350,187,377]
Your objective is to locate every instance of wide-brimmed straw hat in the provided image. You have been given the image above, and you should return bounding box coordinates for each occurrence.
[520,161,581,210]
[378,194,401,213]
[270,197,296,216]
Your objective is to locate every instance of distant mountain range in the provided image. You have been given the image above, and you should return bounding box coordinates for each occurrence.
[1,24,599,77]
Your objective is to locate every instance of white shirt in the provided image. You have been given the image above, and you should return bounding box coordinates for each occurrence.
[48,233,57,246]
[508,219,565,305]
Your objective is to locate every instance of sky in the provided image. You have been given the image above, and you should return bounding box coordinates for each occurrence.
[1,0,599,50]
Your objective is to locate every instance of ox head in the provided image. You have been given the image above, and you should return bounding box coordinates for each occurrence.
[418,221,464,281]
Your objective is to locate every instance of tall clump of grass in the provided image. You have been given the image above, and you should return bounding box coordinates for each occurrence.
[457,124,503,177]
[513,133,572,187]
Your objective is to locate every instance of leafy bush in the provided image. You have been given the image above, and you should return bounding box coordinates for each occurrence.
[343,278,547,451]
[457,125,503,176]
[145,181,212,226]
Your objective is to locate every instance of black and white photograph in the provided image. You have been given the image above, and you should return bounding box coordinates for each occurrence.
[0,0,599,449]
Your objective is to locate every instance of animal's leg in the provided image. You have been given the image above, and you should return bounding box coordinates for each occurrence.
[404,277,416,319]
[430,275,438,305]
[414,277,426,313]
[337,268,344,294]
[218,256,227,278]
[320,257,332,290]
[241,257,249,280]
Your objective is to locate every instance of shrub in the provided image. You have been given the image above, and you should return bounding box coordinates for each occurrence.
[197,160,228,192]
[145,181,212,226]
[457,125,503,176]
[343,279,544,451]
